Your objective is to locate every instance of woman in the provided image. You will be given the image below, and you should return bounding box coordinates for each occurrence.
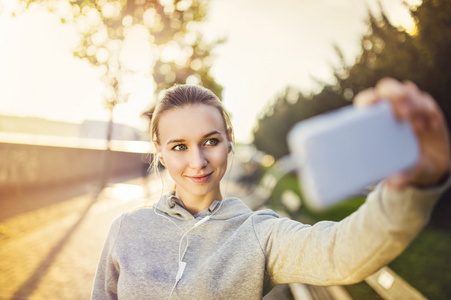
[92,78,450,299]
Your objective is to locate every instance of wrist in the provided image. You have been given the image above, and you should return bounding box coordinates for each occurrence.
[412,170,450,189]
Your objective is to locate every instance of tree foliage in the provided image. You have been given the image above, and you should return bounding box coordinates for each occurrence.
[339,0,451,125]
[253,87,348,160]
[15,0,223,110]
[253,0,451,228]
[253,0,451,159]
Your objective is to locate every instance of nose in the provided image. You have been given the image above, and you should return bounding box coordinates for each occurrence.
[189,147,207,170]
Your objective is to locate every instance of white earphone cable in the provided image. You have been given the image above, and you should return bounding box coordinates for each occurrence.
[152,145,236,300]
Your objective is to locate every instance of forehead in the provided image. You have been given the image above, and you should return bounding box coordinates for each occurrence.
[158,104,226,144]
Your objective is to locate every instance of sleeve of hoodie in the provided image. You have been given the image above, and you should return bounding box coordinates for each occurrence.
[252,178,450,286]
[91,213,124,300]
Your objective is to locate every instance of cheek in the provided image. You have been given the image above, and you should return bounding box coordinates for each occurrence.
[208,147,229,168]
[164,155,185,175]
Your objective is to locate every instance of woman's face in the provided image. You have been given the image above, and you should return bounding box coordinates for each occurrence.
[157,104,231,203]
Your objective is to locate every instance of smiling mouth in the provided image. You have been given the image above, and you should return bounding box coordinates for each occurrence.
[187,172,213,183]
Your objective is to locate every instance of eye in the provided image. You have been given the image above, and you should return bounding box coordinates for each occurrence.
[172,144,187,151]
[204,138,219,146]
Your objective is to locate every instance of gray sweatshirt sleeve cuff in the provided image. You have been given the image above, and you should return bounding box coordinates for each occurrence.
[379,169,451,218]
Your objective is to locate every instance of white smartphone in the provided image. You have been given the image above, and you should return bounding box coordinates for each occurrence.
[287,100,419,210]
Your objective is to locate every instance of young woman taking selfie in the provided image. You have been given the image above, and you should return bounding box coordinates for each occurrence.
[92,78,450,299]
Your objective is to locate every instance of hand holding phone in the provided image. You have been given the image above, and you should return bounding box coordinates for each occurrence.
[354,78,450,189]
[287,100,420,210]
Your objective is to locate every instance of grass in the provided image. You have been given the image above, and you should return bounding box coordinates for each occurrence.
[389,226,451,300]
[266,174,451,300]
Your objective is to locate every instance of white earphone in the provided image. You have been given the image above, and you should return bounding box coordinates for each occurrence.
[156,152,162,166]
[229,142,235,154]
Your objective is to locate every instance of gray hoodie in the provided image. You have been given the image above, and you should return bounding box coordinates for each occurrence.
[92,181,448,299]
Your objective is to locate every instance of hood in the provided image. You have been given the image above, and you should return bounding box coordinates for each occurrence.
[154,191,253,221]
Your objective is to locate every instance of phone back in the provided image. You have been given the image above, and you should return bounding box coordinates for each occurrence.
[287,100,419,210]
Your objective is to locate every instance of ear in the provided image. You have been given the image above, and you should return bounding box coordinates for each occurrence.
[153,142,166,166]
[159,155,166,167]
[227,128,233,143]
[227,128,234,154]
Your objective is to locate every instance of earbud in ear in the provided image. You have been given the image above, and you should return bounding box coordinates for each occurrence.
[156,152,161,164]
[229,142,235,154]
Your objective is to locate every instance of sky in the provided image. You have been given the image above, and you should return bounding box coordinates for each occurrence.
[0,0,421,143]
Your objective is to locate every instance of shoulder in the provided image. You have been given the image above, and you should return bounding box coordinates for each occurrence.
[215,197,253,218]
[108,206,157,233]
[220,197,280,220]
[253,208,279,218]
[249,208,280,231]
[124,205,155,219]
[249,208,281,233]
[119,205,159,227]
[251,208,280,224]
[251,209,313,238]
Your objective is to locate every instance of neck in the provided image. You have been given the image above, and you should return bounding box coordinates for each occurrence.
[175,189,223,215]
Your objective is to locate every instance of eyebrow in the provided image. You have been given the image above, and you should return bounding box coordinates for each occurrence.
[166,130,221,145]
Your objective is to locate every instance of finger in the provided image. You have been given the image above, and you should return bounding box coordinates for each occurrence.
[402,80,421,92]
[374,78,413,119]
[420,92,443,130]
[400,89,440,132]
[402,81,428,125]
[375,77,406,98]
[353,88,378,107]
[375,78,436,127]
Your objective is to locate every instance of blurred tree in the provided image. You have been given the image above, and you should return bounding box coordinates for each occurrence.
[337,0,451,127]
[411,0,451,127]
[253,86,348,160]
[335,0,451,228]
[337,12,420,93]
[15,0,223,118]
[15,0,223,188]
[253,0,451,159]
[253,0,451,226]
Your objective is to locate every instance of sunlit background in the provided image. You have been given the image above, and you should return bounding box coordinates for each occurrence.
[0,0,419,143]
[2,0,451,299]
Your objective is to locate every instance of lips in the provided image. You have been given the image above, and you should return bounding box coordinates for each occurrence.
[187,172,213,184]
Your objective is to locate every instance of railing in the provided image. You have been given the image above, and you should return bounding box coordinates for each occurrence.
[0,132,153,152]
[0,133,153,193]
[247,157,427,300]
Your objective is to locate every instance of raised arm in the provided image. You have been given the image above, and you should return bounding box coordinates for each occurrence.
[255,78,450,286]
